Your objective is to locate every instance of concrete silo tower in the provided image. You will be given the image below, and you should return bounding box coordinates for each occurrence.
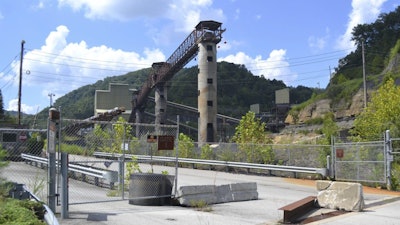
[196,21,222,145]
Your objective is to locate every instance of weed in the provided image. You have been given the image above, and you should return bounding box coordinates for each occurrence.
[189,200,213,212]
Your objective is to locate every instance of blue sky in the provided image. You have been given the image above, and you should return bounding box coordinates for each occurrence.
[0,0,399,115]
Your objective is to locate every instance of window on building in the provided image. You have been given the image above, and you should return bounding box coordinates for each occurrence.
[207,100,213,107]
[207,78,213,84]
[207,45,213,51]
[207,56,213,62]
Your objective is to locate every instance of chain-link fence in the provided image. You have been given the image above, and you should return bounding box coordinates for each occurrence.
[0,128,48,200]
[1,120,392,208]
[332,141,387,183]
[179,142,330,168]
[60,119,178,205]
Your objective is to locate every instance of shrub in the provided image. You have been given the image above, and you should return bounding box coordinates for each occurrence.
[0,198,45,225]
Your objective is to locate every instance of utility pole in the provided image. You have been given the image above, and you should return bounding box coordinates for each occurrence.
[18,40,25,125]
[48,93,55,107]
[362,40,367,108]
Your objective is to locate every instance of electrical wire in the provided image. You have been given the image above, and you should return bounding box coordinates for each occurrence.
[26,49,152,67]
[0,53,19,74]
[1,46,369,91]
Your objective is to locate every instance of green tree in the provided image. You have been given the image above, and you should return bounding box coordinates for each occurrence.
[319,112,339,145]
[111,117,133,154]
[0,147,8,169]
[317,112,339,167]
[232,111,274,163]
[87,117,137,154]
[86,124,112,152]
[351,78,400,140]
[200,144,216,160]
[176,133,196,159]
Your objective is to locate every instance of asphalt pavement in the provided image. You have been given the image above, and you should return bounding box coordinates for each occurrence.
[55,168,400,225]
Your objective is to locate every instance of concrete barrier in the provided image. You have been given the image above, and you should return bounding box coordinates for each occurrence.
[177,182,258,206]
[316,180,365,211]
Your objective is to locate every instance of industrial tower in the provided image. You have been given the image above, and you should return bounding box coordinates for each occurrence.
[197,23,219,143]
[129,21,225,144]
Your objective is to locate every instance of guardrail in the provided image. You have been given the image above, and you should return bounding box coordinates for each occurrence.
[93,152,327,177]
[21,154,118,188]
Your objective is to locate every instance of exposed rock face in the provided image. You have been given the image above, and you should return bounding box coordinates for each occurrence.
[286,54,400,125]
[316,180,365,212]
[286,88,366,124]
[335,89,365,119]
[285,99,331,124]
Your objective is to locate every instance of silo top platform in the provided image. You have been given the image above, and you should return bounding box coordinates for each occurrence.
[195,20,222,31]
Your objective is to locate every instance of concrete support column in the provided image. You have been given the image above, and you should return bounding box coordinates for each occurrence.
[155,83,167,125]
[198,41,217,145]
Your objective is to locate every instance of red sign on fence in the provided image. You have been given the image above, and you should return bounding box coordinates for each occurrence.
[158,135,174,150]
[336,149,344,158]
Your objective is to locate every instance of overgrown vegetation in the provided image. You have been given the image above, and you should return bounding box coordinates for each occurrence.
[351,78,400,189]
[333,7,400,84]
[0,198,46,225]
[232,111,274,164]
[316,113,339,167]
[351,78,400,140]
[0,148,46,225]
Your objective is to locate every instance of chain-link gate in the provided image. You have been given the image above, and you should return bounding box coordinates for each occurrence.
[332,140,387,184]
[60,119,179,205]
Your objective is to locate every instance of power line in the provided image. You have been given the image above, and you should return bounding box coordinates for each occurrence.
[26,49,152,67]
[23,57,139,74]
[0,53,20,74]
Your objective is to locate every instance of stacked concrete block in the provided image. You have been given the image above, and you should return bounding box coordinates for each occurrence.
[177,182,258,206]
[316,180,365,211]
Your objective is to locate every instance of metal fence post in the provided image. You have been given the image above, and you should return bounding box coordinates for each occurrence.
[119,156,125,199]
[47,108,59,213]
[174,115,179,197]
[330,136,335,179]
[385,130,392,189]
[61,152,69,219]
[326,155,331,179]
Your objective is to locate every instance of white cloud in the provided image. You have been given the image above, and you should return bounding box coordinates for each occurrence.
[234,8,240,20]
[336,0,387,51]
[58,0,169,21]
[7,99,37,114]
[308,36,326,51]
[34,0,45,9]
[308,28,329,52]
[219,49,297,85]
[58,0,225,33]
[10,25,165,113]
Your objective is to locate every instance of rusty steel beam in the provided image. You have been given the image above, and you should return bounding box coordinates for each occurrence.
[279,196,318,224]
